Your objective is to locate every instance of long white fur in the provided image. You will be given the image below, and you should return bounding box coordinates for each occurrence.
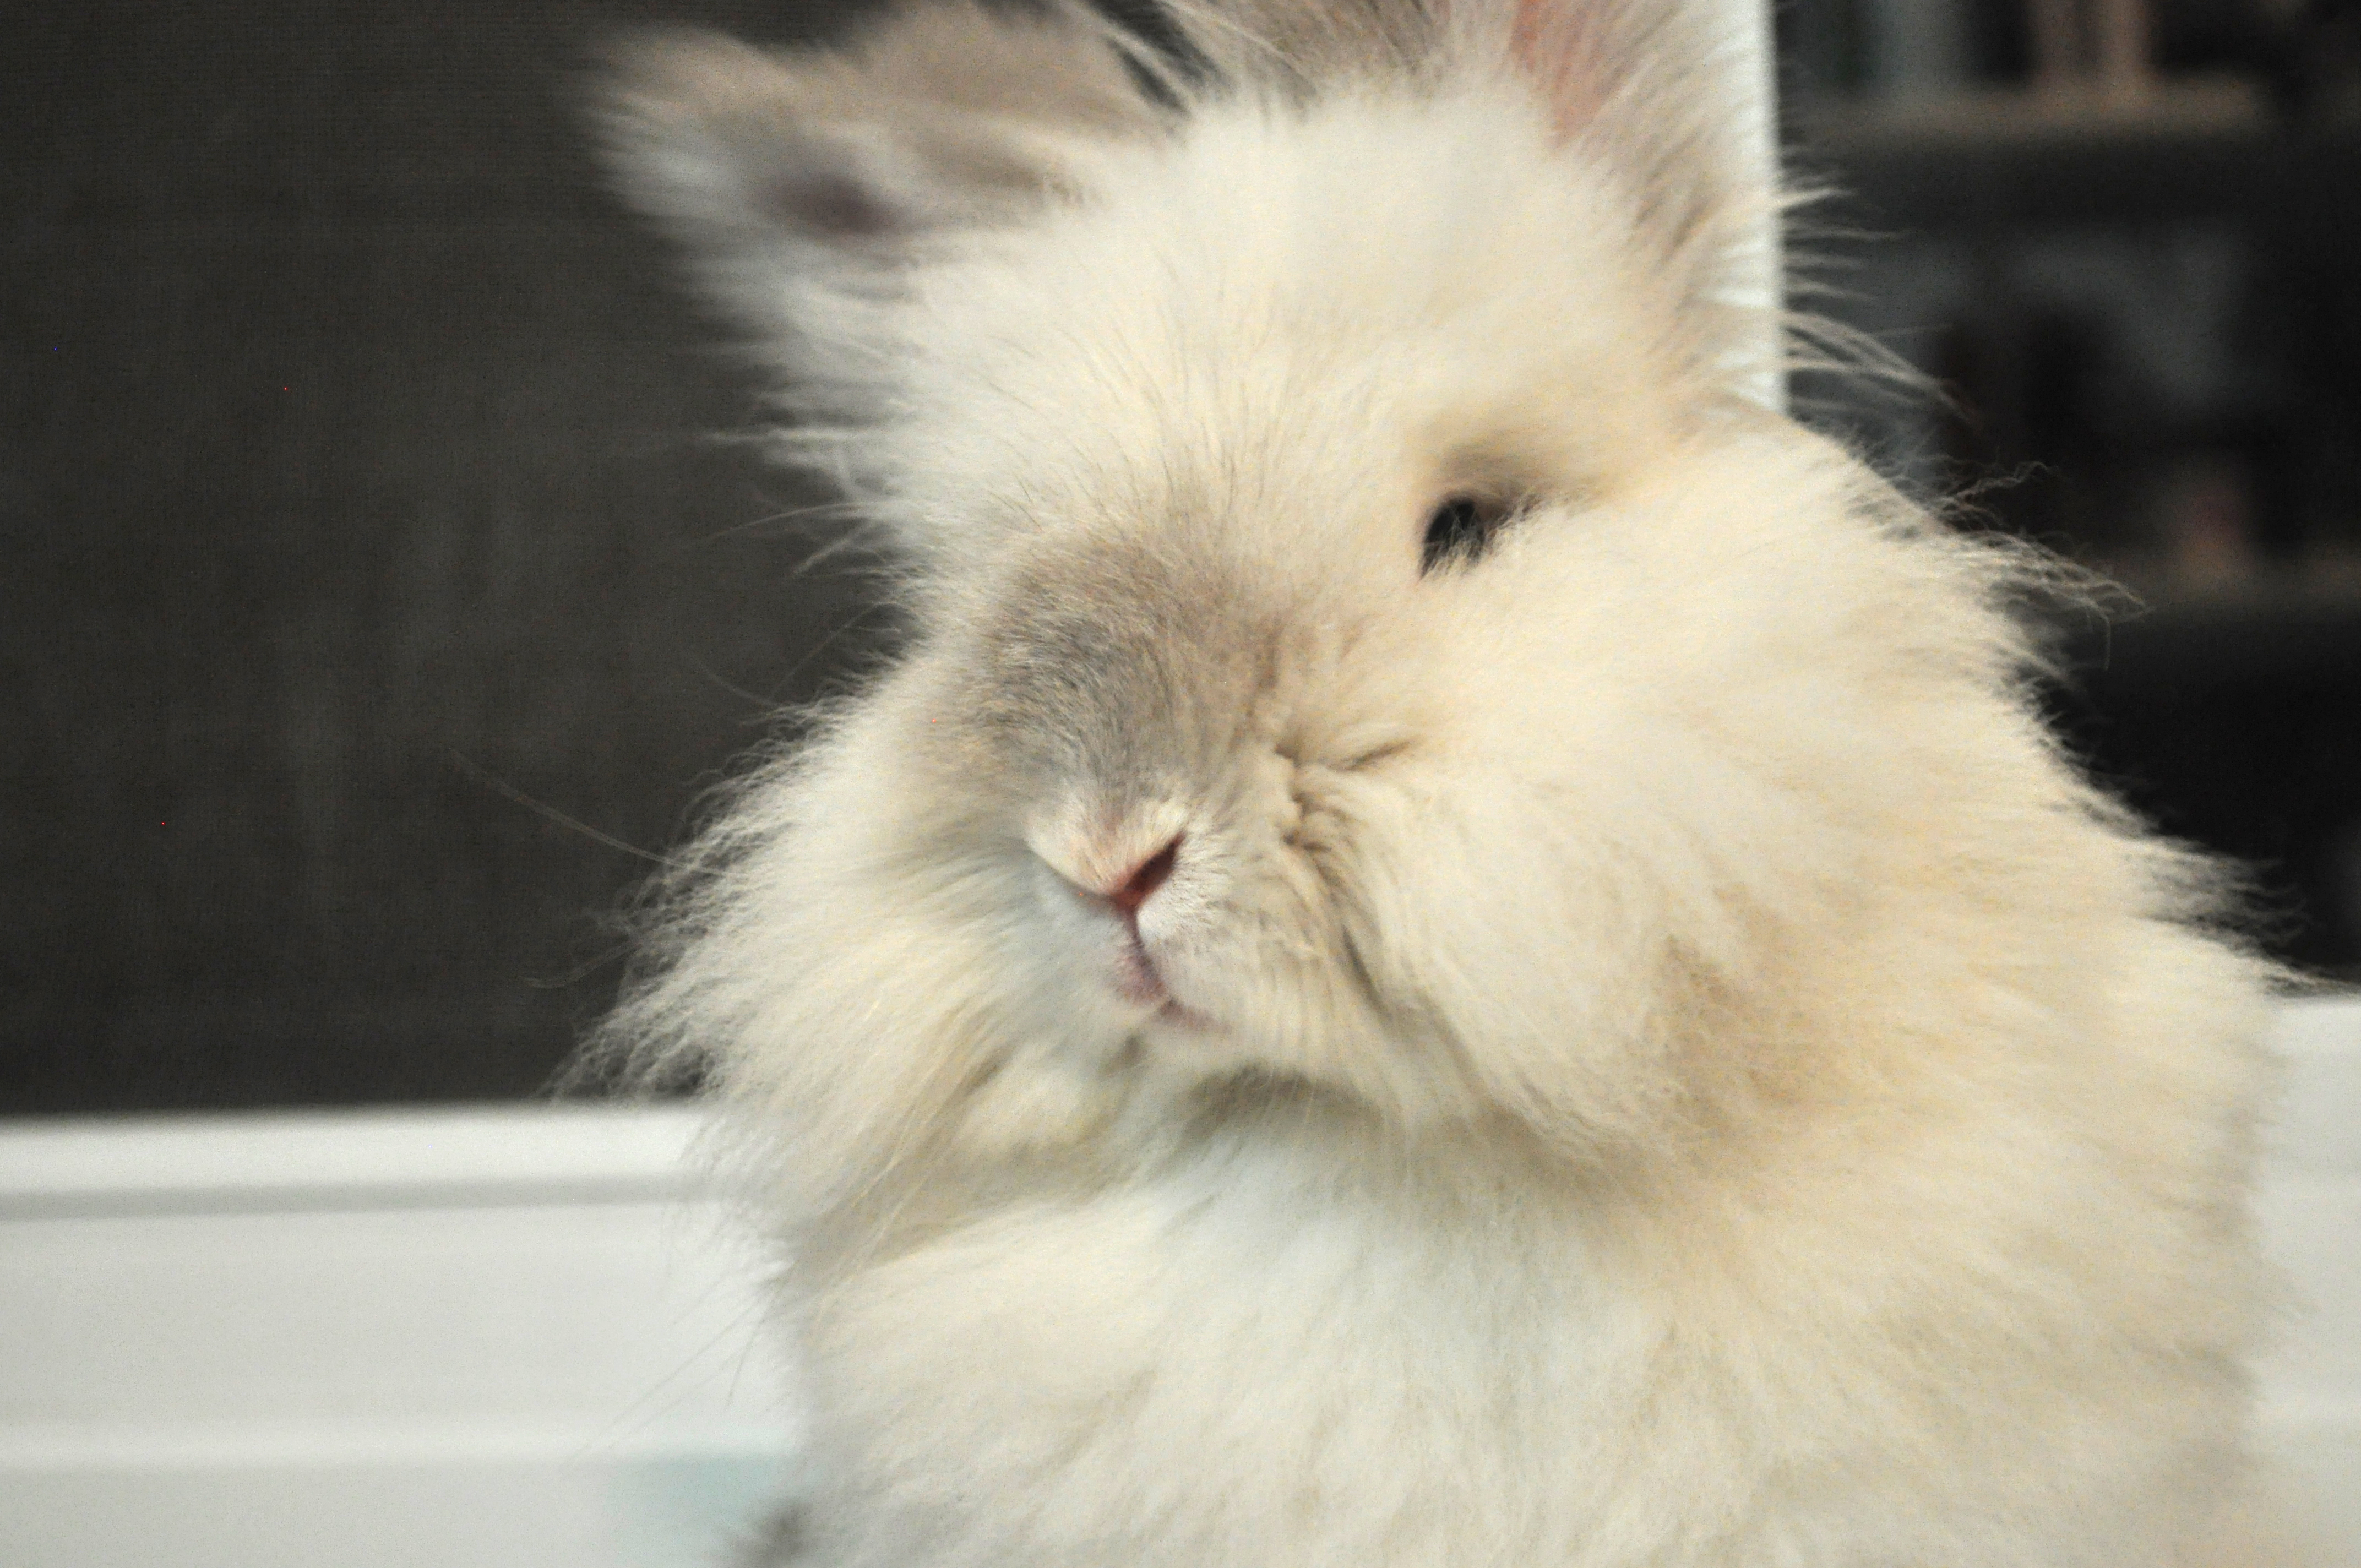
[592,2,2286,1562]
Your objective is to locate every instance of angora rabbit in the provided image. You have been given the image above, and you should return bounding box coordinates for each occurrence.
[594,0,2283,1562]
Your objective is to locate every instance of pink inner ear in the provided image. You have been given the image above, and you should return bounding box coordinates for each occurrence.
[1504,0,1612,140]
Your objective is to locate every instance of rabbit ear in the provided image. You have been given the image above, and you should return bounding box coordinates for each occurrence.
[600,3,1163,391]
[1172,0,1782,399]
[1489,0,1784,396]
[1157,0,1441,86]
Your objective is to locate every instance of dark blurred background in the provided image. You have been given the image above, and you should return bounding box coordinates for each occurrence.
[4,0,2356,1115]
[1780,0,2361,977]
[3,0,889,1112]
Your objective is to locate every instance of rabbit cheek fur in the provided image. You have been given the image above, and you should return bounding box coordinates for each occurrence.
[596,2,2280,1564]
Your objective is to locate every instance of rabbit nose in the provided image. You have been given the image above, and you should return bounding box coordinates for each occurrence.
[1104,837,1180,918]
[1030,808,1188,924]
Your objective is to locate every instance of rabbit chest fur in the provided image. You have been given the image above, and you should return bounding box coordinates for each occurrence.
[592,2,2283,1562]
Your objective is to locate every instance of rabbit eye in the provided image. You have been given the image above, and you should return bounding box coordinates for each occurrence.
[1419,494,1514,574]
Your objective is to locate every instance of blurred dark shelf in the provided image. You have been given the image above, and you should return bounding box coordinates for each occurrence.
[2039,570,2361,978]
[2060,578,2361,691]
[1795,83,2361,237]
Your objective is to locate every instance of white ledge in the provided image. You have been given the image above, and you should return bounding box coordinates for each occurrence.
[0,1102,708,1215]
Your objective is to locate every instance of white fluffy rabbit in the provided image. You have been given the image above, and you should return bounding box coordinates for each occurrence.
[594,1,2286,1561]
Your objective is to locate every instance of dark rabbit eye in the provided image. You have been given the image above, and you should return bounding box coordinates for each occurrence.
[1420,493,1515,573]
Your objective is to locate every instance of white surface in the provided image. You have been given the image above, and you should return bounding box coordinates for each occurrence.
[0,1100,701,1203]
[2255,995,2361,1560]
[0,998,2355,1567]
[0,1105,799,1568]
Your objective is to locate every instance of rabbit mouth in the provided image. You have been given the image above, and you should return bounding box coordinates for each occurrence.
[1155,998,1217,1032]
[1113,927,1168,1005]
[1116,928,1220,1031]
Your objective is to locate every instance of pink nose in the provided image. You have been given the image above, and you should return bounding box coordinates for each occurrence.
[1105,837,1180,918]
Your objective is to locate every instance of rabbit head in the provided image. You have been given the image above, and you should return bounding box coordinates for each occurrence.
[597,0,2078,1203]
